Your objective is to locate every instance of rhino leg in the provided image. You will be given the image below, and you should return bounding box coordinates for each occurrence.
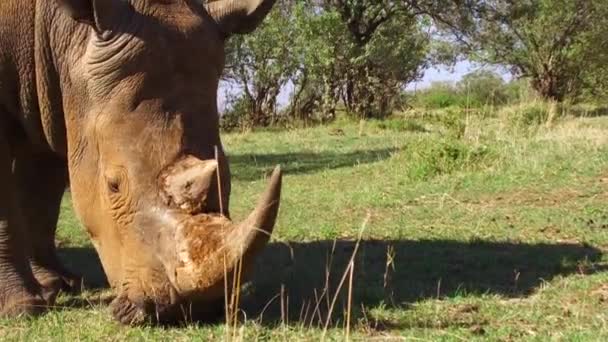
[13,150,82,296]
[0,126,47,317]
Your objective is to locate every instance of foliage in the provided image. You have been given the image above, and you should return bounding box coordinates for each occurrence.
[415,0,608,102]
[375,118,428,133]
[411,82,462,109]
[499,101,564,132]
[220,94,251,132]
[223,1,431,124]
[223,5,295,126]
[330,0,430,119]
[410,70,523,110]
[220,0,608,127]
[287,3,346,122]
[403,137,496,180]
[458,70,509,107]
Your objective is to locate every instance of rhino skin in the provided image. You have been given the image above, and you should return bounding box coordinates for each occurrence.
[0,0,280,324]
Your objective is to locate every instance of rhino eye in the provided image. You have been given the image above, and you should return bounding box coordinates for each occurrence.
[105,167,127,195]
[108,179,121,193]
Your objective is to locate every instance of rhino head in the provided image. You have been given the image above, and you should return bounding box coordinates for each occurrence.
[53,0,279,324]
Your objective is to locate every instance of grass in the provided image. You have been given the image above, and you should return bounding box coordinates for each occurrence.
[3,109,608,340]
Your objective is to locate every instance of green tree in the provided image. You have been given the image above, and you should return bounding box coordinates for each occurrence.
[288,3,346,121]
[223,0,432,126]
[412,0,608,102]
[457,70,508,107]
[223,4,295,126]
[328,0,430,118]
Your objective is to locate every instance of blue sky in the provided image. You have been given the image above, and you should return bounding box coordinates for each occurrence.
[408,60,478,90]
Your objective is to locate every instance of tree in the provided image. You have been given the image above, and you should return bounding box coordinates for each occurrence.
[223,4,295,126]
[223,0,432,126]
[288,3,346,121]
[412,0,608,102]
[327,0,430,118]
[457,70,508,107]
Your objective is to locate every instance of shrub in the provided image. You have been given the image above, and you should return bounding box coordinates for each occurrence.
[436,108,467,138]
[403,137,496,181]
[499,101,560,130]
[503,78,537,103]
[407,72,531,110]
[410,82,462,109]
[375,118,428,133]
[220,96,252,132]
[458,70,509,107]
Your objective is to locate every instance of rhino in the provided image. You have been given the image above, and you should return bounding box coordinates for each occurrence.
[0,0,280,324]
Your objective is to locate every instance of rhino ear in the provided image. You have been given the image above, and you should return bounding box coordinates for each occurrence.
[204,0,277,37]
[55,0,125,32]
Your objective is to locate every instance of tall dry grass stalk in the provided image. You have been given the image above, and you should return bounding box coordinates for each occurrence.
[222,253,245,341]
[384,244,396,305]
[359,119,365,137]
[231,257,244,339]
[214,146,224,215]
[545,100,558,128]
[345,259,355,341]
[321,213,371,341]
[216,147,245,341]
[223,256,231,341]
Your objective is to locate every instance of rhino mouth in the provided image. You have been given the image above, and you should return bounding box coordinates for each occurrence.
[110,290,225,325]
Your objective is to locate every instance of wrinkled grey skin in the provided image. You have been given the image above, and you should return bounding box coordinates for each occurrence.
[0,0,280,324]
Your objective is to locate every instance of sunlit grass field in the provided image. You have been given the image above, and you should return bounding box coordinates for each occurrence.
[2,109,608,340]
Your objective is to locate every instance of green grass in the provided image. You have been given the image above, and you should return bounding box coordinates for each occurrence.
[3,112,608,340]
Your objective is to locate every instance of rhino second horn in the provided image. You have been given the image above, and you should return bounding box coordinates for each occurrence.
[161,156,218,215]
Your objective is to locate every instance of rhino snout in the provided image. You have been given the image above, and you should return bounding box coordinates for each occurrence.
[115,165,282,324]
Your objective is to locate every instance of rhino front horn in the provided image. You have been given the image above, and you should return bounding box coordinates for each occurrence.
[232,165,282,258]
[172,166,282,297]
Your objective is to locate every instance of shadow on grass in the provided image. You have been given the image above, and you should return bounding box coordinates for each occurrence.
[58,247,108,290]
[229,147,400,181]
[53,239,603,327]
[242,239,604,326]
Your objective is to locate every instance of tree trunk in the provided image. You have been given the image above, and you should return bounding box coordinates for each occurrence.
[532,72,566,102]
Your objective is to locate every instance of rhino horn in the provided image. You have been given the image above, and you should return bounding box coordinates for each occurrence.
[204,0,277,36]
[231,165,282,257]
[172,166,282,296]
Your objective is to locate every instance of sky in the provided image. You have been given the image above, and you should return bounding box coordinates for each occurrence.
[407,60,477,90]
[218,60,510,112]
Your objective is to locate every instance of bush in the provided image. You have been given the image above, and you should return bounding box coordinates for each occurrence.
[220,96,253,132]
[499,101,563,131]
[458,70,509,107]
[375,118,428,133]
[435,108,467,138]
[403,137,496,180]
[410,82,462,109]
[503,78,537,103]
[407,71,528,110]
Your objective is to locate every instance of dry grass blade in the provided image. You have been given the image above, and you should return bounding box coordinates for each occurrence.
[321,213,372,341]
[345,259,355,341]
[214,145,224,215]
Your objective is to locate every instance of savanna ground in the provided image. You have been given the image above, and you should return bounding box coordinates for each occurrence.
[2,104,608,340]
